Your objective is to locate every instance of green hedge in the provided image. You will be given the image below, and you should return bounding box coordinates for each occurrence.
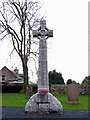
[2,84,23,93]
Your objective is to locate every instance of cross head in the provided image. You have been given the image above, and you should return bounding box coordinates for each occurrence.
[33,20,53,39]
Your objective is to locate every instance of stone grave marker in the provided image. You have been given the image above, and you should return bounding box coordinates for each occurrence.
[67,83,80,104]
[26,85,33,98]
[25,20,63,113]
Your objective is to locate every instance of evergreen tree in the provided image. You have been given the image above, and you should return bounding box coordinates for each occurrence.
[72,80,76,84]
[67,79,72,85]
[49,70,65,84]
[81,76,90,85]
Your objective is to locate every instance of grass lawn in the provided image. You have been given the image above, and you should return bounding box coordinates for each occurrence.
[1,93,89,111]
[2,93,29,108]
[53,94,89,111]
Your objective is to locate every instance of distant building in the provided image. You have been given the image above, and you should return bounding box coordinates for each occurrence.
[0,66,24,84]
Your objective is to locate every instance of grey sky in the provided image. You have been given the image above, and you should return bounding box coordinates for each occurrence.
[0,0,88,83]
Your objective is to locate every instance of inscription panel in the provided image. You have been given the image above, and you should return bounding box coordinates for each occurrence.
[36,94,50,103]
[39,103,49,112]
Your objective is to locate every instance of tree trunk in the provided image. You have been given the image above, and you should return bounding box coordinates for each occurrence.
[20,60,28,93]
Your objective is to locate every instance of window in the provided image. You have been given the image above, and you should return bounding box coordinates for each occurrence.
[2,75,6,81]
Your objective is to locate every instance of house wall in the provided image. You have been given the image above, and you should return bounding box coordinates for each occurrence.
[1,67,16,81]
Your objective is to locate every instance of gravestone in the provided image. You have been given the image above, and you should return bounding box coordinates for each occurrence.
[26,85,33,98]
[67,83,80,104]
[25,20,63,113]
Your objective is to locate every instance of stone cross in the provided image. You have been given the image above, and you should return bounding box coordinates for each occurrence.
[33,20,53,93]
[25,20,63,113]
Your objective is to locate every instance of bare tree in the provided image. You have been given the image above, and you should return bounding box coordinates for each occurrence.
[0,0,43,92]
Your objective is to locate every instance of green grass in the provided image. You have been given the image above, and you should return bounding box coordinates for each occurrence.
[1,93,90,111]
[53,94,89,111]
[2,93,29,107]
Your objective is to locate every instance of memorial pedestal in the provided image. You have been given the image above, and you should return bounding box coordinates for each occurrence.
[25,92,63,113]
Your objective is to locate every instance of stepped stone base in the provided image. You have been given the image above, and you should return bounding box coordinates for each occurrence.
[25,93,63,113]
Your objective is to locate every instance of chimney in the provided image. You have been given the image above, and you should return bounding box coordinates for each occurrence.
[11,66,13,71]
[14,67,19,74]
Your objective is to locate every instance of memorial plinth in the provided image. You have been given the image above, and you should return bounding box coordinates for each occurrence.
[25,20,63,113]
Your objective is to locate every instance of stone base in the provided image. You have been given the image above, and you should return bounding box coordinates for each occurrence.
[25,93,63,114]
[67,101,80,104]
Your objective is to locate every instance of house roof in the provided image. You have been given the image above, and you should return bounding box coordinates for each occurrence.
[1,66,23,81]
[19,74,24,78]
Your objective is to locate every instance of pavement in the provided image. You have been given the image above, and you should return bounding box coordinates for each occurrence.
[1,107,90,120]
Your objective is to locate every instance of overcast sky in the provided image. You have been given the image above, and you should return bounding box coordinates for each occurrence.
[0,0,88,84]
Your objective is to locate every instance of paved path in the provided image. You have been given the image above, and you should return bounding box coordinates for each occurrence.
[1,107,90,120]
